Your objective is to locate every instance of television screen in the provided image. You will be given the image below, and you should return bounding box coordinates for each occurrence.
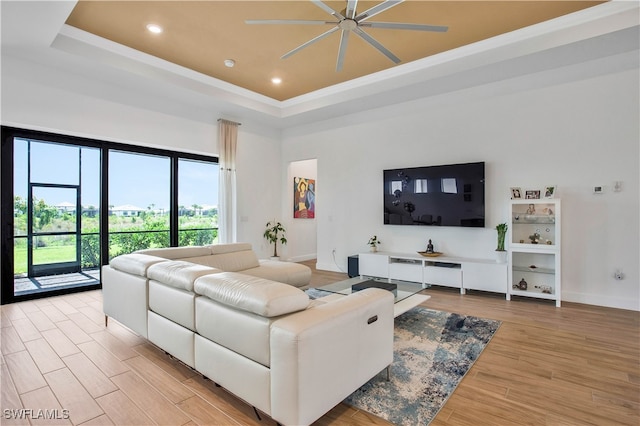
[383,162,485,227]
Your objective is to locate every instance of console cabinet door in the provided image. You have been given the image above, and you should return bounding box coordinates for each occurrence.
[358,253,389,278]
[463,262,507,293]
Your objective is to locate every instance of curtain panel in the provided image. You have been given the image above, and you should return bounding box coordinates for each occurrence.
[218,119,239,243]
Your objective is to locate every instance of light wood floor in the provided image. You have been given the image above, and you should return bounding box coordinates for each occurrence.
[1,261,638,426]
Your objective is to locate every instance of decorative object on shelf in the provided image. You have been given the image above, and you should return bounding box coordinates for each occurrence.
[293,177,315,219]
[543,185,557,199]
[525,190,541,199]
[495,223,508,263]
[510,187,522,199]
[535,285,552,294]
[367,235,381,252]
[529,232,540,244]
[518,278,528,290]
[263,220,287,258]
[426,239,434,253]
[417,251,442,257]
[526,204,536,215]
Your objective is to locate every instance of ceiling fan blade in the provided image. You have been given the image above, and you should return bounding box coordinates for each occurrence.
[311,0,345,20]
[359,21,448,32]
[245,19,336,25]
[353,27,400,64]
[281,26,340,59]
[345,0,358,20]
[336,30,350,72]
[355,0,403,22]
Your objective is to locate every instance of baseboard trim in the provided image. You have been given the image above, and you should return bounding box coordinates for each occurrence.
[563,291,639,311]
[288,253,317,263]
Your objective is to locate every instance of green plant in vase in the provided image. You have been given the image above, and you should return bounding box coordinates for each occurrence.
[495,223,508,263]
[367,235,381,252]
[496,223,508,251]
[264,221,287,258]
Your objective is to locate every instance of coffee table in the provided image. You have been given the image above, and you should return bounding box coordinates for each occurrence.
[312,277,430,317]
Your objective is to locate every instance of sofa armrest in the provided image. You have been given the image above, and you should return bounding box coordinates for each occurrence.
[270,288,394,426]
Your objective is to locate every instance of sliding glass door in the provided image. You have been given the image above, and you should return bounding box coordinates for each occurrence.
[11,138,101,297]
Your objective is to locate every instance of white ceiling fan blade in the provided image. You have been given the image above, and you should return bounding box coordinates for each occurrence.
[311,0,345,20]
[355,0,404,22]
[353,27,400,64]
[336,30,350,72]
[346,0,358,20]
[245,19,336,25]
[360,21,448,32]
[281,26,340,59]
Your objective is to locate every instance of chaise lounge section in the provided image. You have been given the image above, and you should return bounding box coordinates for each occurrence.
[102,243,395,426]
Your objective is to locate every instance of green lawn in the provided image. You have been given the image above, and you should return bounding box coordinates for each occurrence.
[14,245,76,274]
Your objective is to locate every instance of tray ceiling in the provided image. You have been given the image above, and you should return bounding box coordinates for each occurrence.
[65,1,605,101]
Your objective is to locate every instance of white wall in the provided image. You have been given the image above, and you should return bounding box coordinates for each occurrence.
[281,68,639,311]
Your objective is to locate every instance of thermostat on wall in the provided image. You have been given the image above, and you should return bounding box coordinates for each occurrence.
[593,186,604,194]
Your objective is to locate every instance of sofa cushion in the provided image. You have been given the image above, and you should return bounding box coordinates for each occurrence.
[188,250,260,272]
[242,260,312,288]
[147,260,220,291]
[137,246,213,259]
[109,253,168,277]
[207,242,253,255]
[194,272,309,318]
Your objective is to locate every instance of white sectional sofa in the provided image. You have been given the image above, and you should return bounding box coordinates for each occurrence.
[102,243,395,426]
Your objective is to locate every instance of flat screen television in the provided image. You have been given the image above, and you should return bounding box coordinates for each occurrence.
[383,162,485,227]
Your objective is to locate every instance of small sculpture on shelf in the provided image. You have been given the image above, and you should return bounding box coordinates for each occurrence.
[518,278,528,290]
[526,204,536,215]
[426,239,434,254]
[529,232,540,244]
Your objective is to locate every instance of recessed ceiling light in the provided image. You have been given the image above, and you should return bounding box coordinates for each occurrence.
[146,24,163,34]
[271,77,282,85]
[224,59,235,68]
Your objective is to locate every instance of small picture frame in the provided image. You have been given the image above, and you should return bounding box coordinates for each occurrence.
[525,189,541,199]
[510,187,522,199]
[543,185,557,199]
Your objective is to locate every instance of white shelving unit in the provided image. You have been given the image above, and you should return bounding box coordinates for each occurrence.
[358,251,508,297]
[508,199,561,307]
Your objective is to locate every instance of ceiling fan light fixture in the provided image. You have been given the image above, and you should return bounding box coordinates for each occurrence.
[146,23,163,34]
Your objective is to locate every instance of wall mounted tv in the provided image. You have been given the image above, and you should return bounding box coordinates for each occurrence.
[383,162,485,227]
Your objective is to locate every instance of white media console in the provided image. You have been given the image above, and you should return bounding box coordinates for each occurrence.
[358,251,508,297]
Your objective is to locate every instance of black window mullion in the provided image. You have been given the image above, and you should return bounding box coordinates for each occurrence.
[100,148,109,267]
[170,156,179,247]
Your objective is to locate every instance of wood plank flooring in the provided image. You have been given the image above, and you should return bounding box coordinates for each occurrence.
[1,260,638,425]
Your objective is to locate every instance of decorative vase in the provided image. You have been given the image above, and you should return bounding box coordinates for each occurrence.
[370,246,377,252]
[495,250,507,264]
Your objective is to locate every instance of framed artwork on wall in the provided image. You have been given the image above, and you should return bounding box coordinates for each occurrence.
[510,187,522,199]
[525,189,541,199]
[544,185,557,199]
[294,177,315,219]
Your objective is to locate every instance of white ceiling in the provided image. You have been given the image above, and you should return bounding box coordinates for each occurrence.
[1,1,639,131]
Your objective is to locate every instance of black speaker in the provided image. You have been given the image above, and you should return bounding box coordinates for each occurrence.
[347,255,359,278]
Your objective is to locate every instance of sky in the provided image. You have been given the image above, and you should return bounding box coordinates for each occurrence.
[14,139,219,211]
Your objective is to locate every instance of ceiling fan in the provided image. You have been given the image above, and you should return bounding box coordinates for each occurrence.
[246,0,448,72]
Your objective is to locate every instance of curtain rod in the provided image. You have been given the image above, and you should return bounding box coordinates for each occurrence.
[217,119,242,126]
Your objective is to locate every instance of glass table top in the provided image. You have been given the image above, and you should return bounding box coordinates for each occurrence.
[313,277,428,304]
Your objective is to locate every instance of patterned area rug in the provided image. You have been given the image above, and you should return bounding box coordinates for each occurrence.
[305,289,501,426]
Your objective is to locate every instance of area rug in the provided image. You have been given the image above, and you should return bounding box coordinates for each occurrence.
[306,289,501,426]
